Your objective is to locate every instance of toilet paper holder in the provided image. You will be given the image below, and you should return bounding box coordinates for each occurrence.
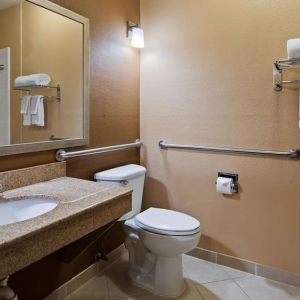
[217,172,239,194]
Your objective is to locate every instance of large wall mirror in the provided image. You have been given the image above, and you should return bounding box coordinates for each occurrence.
[0,0,89,156]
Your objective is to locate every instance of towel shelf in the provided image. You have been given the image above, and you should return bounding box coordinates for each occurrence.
[275,58,300,69]
[14,84,61,101]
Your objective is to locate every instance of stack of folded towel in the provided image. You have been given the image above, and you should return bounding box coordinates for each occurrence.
[15,74,51,87]
[20,95,45,127]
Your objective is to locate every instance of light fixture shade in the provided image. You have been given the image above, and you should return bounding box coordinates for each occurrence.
[131,27,144,49]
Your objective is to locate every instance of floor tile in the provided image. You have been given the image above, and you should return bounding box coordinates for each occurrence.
[235,276,300,300]
[183,255,231,284]
[65,274,108,300]
[196,279,250,300]
[156,279,203,300]
[64,254,300,300]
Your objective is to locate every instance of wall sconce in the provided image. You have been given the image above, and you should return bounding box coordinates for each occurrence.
[127,21,144,49]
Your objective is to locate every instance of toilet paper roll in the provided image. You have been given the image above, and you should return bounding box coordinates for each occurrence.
[216,177,233,195]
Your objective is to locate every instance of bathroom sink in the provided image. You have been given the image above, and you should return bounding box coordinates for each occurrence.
[0,196,59,226]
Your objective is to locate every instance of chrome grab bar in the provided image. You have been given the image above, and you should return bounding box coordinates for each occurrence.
[0,65,4,70]
[159,140,300,160]
[56,139,142,161]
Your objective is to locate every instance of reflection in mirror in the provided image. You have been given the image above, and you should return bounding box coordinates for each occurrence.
[0,0,88,153]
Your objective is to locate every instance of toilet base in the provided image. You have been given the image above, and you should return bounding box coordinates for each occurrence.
[125,232,186,298]
[123,217,200,298]
[128,256,186,298]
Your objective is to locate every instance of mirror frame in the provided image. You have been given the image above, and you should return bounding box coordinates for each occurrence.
[0,0,90,156]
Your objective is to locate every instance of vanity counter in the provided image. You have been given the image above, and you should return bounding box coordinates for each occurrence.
[0,176,132,279]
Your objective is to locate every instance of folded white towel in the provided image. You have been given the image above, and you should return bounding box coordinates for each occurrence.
[31,95,45,127]
[15,74,51,88]
[287,39,300,59]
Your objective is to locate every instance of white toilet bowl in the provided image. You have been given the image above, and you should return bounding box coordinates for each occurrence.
[123,208,201,298]
[94,165,201,298]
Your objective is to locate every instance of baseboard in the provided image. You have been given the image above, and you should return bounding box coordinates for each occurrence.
[187,247,300,288]
[44,244,126,300]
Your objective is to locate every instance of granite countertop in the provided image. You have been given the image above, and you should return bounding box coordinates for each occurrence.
[0,174,132,278]
[0,176,131,250]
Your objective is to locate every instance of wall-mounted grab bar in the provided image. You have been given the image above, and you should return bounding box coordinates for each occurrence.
[0,64,4,70]
[56,140,142,161]
[159,140,300,160]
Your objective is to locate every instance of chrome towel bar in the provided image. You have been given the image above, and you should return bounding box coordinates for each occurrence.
[159,140,300,160]
[56,139,142,161]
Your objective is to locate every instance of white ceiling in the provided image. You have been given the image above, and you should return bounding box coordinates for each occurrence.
[0,0,21,11]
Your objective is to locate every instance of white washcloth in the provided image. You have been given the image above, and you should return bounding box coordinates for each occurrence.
[20,95,31,114]
[15,74,51,88]
[287,39,300,59]
[31,95,45,127]
[21,95,32,126]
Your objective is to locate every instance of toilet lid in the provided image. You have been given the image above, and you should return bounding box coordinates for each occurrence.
[135,208,201,236]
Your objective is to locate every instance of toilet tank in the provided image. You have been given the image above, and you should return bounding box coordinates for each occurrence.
[94,164,146,221]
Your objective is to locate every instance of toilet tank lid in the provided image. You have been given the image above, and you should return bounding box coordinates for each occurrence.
[94,164,146,181]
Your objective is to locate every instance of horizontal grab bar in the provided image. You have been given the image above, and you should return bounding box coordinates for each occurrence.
[0,64,4,70]
[56,139,142,161]
[159,140,300,160]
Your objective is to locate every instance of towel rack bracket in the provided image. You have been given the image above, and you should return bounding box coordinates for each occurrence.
[273,59,300,91]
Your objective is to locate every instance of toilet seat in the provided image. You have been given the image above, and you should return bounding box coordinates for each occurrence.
[134,208,201,236]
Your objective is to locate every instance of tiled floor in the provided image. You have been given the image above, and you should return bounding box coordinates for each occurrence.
[66,254,300,300]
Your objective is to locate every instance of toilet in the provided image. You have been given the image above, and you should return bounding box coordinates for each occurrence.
[95,164,201,298]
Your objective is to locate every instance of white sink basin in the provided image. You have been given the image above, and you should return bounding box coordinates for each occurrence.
[0,196,59,226]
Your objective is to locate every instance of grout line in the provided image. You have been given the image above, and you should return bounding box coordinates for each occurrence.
[201,278,241,285]
[232,279,252,300]
[233,277,253,300]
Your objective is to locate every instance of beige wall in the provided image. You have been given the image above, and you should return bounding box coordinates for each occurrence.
[0,4,22,144]
[21,1,84,143]
[141,0,300,274]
